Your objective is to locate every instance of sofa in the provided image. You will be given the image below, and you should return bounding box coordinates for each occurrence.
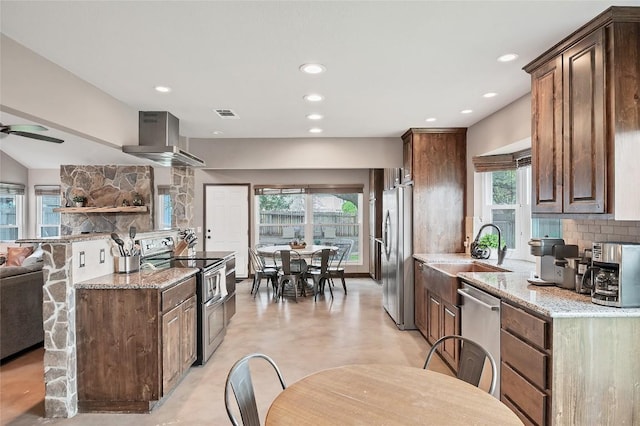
[0,254,45,360]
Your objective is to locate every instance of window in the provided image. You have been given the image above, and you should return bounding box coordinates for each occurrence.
[0,183,25,241]
[35,185,61,237]
[255,185,363,264]
[157,185,172,229]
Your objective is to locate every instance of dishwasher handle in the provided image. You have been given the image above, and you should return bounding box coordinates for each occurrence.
[457,288,500,311]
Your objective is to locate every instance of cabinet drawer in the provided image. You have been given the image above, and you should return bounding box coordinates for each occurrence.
[501,362,547,426]
[162,276,196,312]
[501,302,550,350]
[501,330,548,390]
[501,395,537,426]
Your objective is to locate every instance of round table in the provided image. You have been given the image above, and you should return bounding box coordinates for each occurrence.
[256,244,338,257]
[266,364,523,425]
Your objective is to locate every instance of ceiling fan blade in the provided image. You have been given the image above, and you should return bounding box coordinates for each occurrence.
[7,124,48,132]
[9,131,64,144]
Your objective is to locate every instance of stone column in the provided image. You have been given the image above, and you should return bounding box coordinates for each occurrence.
[170,166,194,229]
[42,243,77,417]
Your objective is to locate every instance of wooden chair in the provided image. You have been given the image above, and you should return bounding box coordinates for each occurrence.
[308,248,332,301]
[273,250,307,302]
[248,247,278,298]
[224,353,286,426]
[423,335,497,394]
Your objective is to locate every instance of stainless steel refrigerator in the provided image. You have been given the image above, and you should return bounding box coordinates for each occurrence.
[379,183,415,330]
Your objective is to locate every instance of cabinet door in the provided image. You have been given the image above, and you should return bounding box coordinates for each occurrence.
[181,296,197,370]
[402,134,413,183]
[531,55,563,213]
[563,28,606,213]
[414,262,427,335]
[427,293,441,344]
[441,302,460,370]
[162,304,182,395]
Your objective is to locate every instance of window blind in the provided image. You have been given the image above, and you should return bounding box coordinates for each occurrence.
[157,185,171,195]
[254,184,363,195]
[0,183,25,195]
[34,185,61,196]
[472,148,531,172]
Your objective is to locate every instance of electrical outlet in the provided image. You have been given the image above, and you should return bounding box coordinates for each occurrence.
[99,248,105,264]
[79,251,86,268]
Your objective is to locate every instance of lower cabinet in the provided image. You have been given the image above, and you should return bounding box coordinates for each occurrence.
[414,260,460,371]
[77,275,197,413]
[500,302,552,426]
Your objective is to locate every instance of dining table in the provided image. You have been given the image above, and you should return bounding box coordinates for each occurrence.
[265,364,524,425]
[256,244,338,258]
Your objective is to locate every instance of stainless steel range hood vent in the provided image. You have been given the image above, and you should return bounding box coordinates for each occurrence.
[122,111,205,167]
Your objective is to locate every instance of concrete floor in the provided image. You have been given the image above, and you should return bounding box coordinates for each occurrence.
[1,278,452,425]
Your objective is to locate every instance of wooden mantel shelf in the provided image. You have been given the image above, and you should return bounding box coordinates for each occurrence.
[53,206,148,213]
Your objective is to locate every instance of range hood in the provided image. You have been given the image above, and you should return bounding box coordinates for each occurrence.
[122,111,205,167]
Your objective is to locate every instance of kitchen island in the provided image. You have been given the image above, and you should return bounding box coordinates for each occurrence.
[414,253,640,425]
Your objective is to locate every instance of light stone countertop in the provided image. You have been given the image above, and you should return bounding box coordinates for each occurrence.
[75,266,198,290]
[413,253,640,318]
[18,229,179,244]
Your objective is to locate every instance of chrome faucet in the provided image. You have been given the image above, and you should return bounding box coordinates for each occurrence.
[470,223,507,265]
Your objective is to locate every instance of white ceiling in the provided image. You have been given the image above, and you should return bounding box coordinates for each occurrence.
[1,1,639,168]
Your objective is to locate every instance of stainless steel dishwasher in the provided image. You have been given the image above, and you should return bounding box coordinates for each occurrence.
[457,282,501,398]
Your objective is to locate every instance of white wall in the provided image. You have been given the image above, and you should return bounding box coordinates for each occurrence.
[0,151,28,184]
[189,137,402,169]
[0,35,138,148]
[194,168,371,274]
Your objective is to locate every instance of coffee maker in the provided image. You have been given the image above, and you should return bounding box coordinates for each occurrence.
[583,242,640,307]
[528,238,565,285]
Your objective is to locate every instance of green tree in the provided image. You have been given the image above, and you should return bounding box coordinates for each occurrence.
[258,195,294,211]
[492,170,516,204]
[342,200,357,214]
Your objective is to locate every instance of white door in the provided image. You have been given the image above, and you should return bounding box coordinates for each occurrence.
[204,185,249,278]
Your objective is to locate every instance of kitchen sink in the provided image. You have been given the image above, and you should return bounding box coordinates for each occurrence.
[427,261,509,278]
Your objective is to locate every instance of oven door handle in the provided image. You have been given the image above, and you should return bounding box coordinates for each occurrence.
[205,296,224,309]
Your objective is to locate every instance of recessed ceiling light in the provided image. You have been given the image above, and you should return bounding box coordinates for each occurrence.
[425,117,437,122]
[309,128,323,134]
[154,86,171,93]
[299,63,326,74]
[306,113,323,120]
[212,131,224,135]
[461,109,473,114]
[497,53,519,63]
[304,94,324,102]
[483,92,498,98]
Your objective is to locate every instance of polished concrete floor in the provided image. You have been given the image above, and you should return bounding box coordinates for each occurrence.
[1,278,452,425]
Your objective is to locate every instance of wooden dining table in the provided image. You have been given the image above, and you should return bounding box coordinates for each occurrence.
[265,364,523,425]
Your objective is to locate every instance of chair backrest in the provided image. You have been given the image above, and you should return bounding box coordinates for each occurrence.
[330,240,353,269]
[423,335,497,394]
[248,247,265,272]
[273,250,306,275]
[224,353,286,426]
[311,249,331,273]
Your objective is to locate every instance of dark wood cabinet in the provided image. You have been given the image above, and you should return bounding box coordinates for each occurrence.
[406,128,466,254]
[414,262,427,333]
[427,293,441,344]
[500,302,552,426]
[525,7,640,217]
[369,169,383,280]
[77,276,196,413]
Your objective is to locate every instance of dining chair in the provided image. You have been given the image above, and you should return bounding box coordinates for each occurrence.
[308,248,332,301]
[224,353,287,426]
[273,249,308,302]
[248,247,278,298]
[423,335,497,395]
[327,240,353,294]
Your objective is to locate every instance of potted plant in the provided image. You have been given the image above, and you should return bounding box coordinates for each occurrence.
[72,195,86,207]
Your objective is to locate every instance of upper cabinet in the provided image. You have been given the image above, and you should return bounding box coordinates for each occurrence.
[524,7,640,218]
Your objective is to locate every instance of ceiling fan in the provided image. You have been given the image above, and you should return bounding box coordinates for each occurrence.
[0,123,64,143]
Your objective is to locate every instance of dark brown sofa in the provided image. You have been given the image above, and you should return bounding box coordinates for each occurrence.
[0,262,44,360]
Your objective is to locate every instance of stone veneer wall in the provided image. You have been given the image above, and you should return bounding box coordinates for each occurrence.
[562,219,640,252]
[60,165,154,235]
[42,242,77,417]
[170,166,194,229]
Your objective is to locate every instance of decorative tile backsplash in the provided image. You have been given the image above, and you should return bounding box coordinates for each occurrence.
[562,219,640,251]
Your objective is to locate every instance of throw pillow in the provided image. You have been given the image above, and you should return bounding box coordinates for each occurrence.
[6,246,34,266]
[22,244,44,266]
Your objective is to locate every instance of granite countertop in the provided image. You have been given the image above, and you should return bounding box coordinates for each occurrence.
[75,266,198,290]
[18,229,179,244]
[413,252,640,318]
